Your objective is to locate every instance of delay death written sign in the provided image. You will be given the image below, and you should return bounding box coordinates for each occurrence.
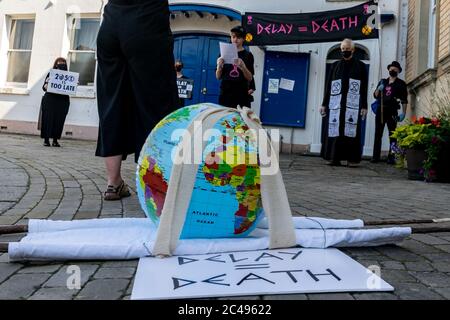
[47,69,79,96]
[131,248,393,300]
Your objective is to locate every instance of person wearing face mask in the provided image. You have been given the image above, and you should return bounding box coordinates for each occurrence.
[320,39,369,167]
[39,57,70,147]
[216,26,254,109]
[371,61,408,164]
[175,60,191,108]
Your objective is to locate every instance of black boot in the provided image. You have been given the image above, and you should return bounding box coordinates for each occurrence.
[43,138,50,147]
[52,139,60,147]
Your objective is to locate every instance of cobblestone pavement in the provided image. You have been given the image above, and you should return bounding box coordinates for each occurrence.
[0,133,449,300]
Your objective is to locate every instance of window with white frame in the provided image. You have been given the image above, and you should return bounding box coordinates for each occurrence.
[6,18,35,84]
[68,18,100,86]
[427,0,437,69]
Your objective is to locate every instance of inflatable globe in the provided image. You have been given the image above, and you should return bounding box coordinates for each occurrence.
[136,103,264,239]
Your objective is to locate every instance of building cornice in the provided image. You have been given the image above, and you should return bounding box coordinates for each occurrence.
[407,68,437,92]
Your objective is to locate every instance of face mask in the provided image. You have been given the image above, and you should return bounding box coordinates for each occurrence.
[175,65,182,72]
[342,51,352,59]
[389,70,398,78]
[57,64,67,71]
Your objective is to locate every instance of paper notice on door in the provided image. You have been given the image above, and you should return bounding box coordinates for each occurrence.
[219,42,238,64]
[279,78,295,91]
[268,78,280,94]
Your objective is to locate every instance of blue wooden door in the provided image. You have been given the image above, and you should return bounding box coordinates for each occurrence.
[260,51,310,128]
[174,35,229,105]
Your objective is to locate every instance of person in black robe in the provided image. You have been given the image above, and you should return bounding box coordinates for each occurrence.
[320,39,368,167]
[39,57,70,147]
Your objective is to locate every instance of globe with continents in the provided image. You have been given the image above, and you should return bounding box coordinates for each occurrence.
[136,103,264,239]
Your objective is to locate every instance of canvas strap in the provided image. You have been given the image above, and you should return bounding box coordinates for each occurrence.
[152,106,296,257]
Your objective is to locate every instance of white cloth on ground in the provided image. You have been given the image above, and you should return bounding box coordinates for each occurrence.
[8,217,411,261]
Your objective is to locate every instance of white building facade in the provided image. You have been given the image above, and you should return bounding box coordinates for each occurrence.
[0,0,407,155]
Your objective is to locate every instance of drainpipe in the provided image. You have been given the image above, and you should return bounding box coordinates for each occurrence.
[397,0,409,68]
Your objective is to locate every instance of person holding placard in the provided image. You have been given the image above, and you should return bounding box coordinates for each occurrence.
[175,60,192,108]
[216,26,255,109]
[39,57,70,147]
[95,0,178,201]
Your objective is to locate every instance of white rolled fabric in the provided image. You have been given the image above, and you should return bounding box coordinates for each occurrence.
[8,218,411,261]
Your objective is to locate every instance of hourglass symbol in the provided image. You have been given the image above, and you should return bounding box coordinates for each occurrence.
[229,64,240,78]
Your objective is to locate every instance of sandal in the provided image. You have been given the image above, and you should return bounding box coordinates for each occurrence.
[103,180,131,201]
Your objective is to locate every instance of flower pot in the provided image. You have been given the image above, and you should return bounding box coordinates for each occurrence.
[436,143,450,183]
[405,149,426,180]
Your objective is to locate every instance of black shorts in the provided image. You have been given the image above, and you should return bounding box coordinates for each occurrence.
[95,0,178,162]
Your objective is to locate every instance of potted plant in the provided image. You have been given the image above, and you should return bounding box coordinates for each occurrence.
[391,107,450,182]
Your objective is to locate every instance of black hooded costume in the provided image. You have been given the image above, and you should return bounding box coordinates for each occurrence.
[321,57,368,163]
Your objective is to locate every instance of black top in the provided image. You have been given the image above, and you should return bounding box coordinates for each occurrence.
[220,49,254,93]
[378,78,408,110]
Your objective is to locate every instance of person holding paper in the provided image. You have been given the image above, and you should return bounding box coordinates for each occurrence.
[319,39,368,167]
[216,26,254,109]
[371,61,408,164]
[95,0,178,201]
[39,57,70,147]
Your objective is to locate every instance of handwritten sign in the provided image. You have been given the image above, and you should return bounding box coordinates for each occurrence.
[131,248,393,300]
[177,78,194,99]
[243,1,379,46]
[47,69,79,96]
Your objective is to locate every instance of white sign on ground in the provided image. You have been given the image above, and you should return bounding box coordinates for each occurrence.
[131,248,393,300]
[48,69,79,95]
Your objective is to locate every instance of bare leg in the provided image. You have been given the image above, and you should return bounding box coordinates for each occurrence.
[105,155,123,187]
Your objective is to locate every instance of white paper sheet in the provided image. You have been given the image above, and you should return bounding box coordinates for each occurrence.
[268,78,280,94]
[219,42,238,64]
[279,78,295,91]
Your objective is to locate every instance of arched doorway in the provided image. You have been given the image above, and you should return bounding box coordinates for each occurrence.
[321,45,371,152]
[170,5,241,105]
[173,34,229,105]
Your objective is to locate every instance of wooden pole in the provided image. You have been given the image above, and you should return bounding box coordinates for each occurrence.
[0,243,8,253]
[0,225,28,235]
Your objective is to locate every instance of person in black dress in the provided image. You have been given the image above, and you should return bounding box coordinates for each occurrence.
[95,0,178,200]
[40,57,70,147]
